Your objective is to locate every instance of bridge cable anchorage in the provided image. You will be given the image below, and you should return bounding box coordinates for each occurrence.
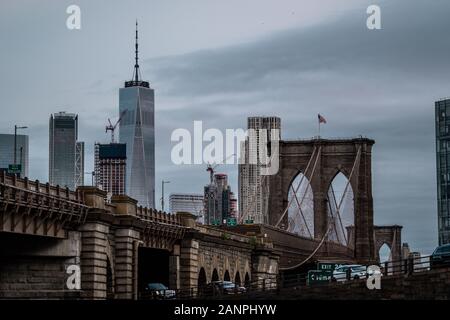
[275,146,320,229]
[238,146,280,224]
[279,146,362,271]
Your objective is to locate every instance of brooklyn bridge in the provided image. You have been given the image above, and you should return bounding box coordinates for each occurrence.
[0,138,416,299]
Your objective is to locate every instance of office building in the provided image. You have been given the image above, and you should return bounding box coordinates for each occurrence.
[436,99,450,245]
[239,116,281,224]
[204,173,235,225]
[119,22,155,208]
[0,134,29,178]
[94,143,127,196]
[49,112,84,189]
[169,193,204,222]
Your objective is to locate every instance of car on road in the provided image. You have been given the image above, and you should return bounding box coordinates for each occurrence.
[332,264,368,282]
[430,244,450,269]
[143,283,176,299]
[202,281,246,295]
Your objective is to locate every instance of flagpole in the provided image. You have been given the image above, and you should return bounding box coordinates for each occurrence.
[318,118,320,139]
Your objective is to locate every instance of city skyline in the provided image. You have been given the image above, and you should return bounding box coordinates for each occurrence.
[1,0,449,255]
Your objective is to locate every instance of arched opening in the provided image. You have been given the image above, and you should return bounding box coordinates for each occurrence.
[212,269,219,282]
[224,270,231,282]
[138,247,170,295]
[287,172,314,237]
[379,243,392,275]
[244,272,250,288]
[326,172,354,247]
[197,268,207,295]
[379,243,391,263]
[234,272,241,286]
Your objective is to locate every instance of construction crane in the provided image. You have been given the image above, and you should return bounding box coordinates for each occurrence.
[106,110,127,143]
[205,154,235,184]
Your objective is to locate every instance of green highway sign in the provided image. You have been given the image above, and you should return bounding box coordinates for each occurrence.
[244,219,254,224]
[227,218,237,226]
[317,262,340,272]
[307,270,332,285]
[7,164,21,174]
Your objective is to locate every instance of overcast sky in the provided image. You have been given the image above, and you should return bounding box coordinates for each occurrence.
[1,0,448,254]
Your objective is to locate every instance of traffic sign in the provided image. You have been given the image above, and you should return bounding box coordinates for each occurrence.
[7,164,21,174]
[307,270,332,285]
[227,217,237,226]
[317,262,340,272]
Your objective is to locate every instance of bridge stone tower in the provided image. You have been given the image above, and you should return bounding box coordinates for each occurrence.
[267,138,375,263]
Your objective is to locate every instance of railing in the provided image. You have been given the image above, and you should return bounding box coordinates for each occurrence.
[136,206,182,226]
[0,171,82,202]
[279,254,439,290]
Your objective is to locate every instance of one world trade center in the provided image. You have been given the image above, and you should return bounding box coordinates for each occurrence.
[119,22,155,209]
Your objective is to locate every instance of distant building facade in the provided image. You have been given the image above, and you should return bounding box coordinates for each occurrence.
[0,134,29,178]
[204,173,235,225]
[49,112,84,189]
[94,143,126,196]
[239,116,281,224]
[436,99,450,245]
[169,193,204,222]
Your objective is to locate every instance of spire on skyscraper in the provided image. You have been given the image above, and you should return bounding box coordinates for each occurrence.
[125,20,149,88]
[132,20,141,82]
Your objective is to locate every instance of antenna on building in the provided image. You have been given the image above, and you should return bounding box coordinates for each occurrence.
[105,110,127,143]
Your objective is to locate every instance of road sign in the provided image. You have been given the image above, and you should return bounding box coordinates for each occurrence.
[317,262,340,272]
[244,219,254,224]
[227,218,237,226]
[7,164,21,174]
[307,270,332,285]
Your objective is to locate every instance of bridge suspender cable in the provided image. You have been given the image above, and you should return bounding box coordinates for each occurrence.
[279,146,362,271]
[275,146,321,228]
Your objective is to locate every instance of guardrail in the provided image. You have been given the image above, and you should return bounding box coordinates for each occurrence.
[136,206,182,226]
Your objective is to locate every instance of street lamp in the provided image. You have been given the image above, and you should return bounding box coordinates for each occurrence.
[14,125,28,166]
[161,180,171,212]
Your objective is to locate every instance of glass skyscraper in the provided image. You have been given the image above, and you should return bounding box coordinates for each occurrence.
[436,98,450,245]
[119,22,155,208]
[49,112,84,189]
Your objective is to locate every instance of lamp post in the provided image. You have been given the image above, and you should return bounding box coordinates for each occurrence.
[14,125,28,167]
[161,180,170,212]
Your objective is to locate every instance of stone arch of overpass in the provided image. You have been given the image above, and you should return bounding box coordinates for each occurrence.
[197,250,252,285]
[268,139,375,262]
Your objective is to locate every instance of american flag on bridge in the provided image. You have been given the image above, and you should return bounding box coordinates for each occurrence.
[318,114,327,124]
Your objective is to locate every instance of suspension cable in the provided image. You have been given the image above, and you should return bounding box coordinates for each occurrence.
[275,146,320,228]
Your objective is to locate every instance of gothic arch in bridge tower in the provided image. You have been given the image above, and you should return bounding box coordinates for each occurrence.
[286,171,314,238]
[326,171,355,248]
[374,226,402,263]
[268,138,376,262]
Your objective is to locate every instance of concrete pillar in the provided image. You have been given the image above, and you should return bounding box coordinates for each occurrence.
[169,244,180,290]
[251,247,279,291]
[114,228,141,299]
[79,222,109,299]
[179,237,199,293]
